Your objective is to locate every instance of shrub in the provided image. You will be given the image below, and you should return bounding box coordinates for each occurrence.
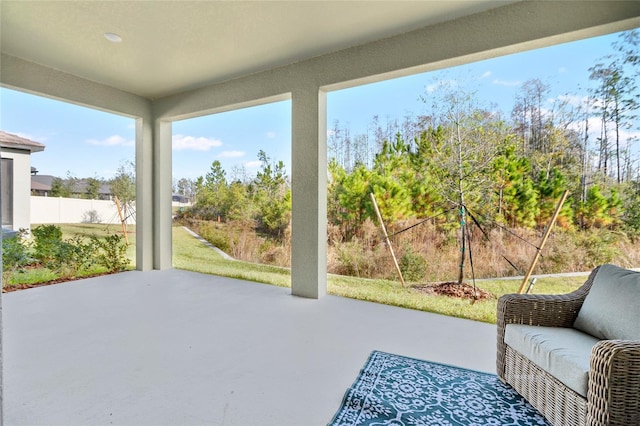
[26,225,130,278]
[199,223,231,253]
[399,247,427,282]
[2,229,30,284]
[92,234,130,272]
[32,224,63,265]
[579,229,622,267]
[49,236,97,278]
[229,220,263,262]
[332,239,388,278]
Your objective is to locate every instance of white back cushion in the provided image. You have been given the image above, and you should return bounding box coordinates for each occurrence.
[574,264,640,340]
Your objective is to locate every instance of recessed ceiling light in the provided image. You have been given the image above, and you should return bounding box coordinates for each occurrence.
[104,32,122,43]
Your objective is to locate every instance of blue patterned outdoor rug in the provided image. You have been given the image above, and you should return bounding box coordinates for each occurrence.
[329,351,549,426]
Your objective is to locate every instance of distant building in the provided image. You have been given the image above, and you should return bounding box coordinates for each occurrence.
[172,194,190,204]
[30,174,54,196]
[0,130,45,232]
[30,174,113,200]
[72,179,112,200]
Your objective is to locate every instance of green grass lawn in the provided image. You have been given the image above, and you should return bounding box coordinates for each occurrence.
[172,225,291,287]
[7,223,587,324]
[171,225,586,324]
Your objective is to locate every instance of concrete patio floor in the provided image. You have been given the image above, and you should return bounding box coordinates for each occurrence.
[3,270,496,425]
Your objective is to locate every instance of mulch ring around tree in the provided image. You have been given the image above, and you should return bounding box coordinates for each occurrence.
[413,281,494,301]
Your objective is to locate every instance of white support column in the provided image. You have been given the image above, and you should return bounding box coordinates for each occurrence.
[135,117,154,271]
[153,120,173,270]
[291,87,327,299]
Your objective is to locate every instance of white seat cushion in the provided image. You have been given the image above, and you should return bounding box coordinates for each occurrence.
[505,324,600,397]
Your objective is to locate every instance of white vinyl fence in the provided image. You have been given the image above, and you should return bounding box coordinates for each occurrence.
[31,196,135,225]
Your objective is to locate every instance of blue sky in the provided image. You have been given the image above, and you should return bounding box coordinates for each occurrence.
[0,29,635,183]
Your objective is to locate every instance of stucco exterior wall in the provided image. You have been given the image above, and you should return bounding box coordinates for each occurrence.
[1,148,32,232]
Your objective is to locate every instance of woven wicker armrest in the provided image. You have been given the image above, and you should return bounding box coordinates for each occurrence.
[588,340,640,426]
[496,267,600,378]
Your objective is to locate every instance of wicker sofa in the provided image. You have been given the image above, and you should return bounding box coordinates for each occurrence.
[497,264,640,426]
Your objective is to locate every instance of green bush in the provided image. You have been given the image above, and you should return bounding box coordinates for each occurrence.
[199,223,231,253]
[334,240,384,278]
[399,247,427,282]
[28,225,130,279]
[49,236,97,278]
[92,234,130,272]
[579,229,623,266]
[32,224,63,265]
[2,229,30,284]
[622,187,640,240]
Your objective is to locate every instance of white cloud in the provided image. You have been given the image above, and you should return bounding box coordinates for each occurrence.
[425,83,438,93]
[556,94,589,108]
[218,150,245,158]
[480,71,492,79]
[558,67,568,74]
[266,131,277,139]
[566,116,640,152]
[492,79,521,87]
[86,134,134,147]
[617,127,640,145]
[425,79,458,93]
[172,134,222,151]
[244,160,262,169]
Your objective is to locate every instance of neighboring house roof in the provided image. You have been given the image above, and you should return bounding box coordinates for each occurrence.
[0,130,45,153]
[31,174,54,191]
[30,175,113,196]
[31,180,50,191]
[73,179,112,195]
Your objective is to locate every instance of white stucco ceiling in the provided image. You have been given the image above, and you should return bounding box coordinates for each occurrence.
[0,1,514,100]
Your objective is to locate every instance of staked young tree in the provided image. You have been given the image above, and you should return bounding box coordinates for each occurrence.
[109,161,136,226]
[85,177,101,200]
[422,82,508,283]
[110,162,135,204]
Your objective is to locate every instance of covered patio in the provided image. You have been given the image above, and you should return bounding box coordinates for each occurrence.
[3,270,495,425]
[1,1,640,424]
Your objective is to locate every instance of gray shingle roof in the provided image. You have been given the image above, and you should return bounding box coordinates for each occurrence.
[0,130,45,153]
[31,175,54,192]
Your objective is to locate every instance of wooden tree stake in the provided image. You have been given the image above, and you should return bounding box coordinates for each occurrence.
[370,193,406,287]
[114,196,130,246]
[518,189,569,294]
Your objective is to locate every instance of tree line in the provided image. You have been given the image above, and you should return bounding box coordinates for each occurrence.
[327,30,640,241]
[175,30,640,268]
[177,150,291,239]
